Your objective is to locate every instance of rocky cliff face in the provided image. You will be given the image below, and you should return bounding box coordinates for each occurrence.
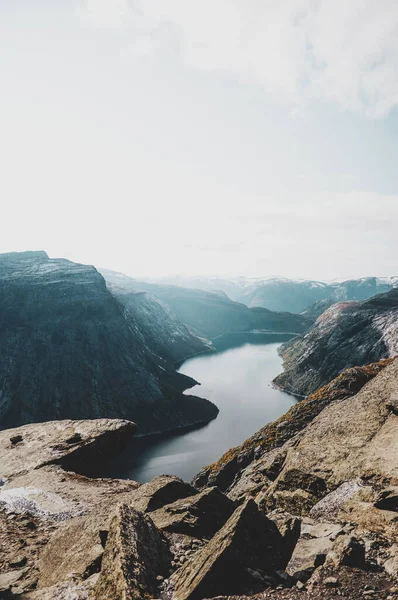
[0,252,217,433]
[1,360,398,599]
[273,289,398,396]
[100,270,311,339]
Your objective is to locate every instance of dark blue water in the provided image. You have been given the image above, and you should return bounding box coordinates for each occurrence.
[103,342,296,483]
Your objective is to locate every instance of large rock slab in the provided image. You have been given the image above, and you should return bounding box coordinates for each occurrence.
[170,499,285,600]
[95,503,170,600]
[0,465,139,521]
[0,419,136,479]
[129,475,197,513]
[150,486,235,538]
[37,503,116,588]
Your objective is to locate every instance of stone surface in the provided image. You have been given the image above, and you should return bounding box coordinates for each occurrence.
[170,499,285,600]
[0,419,136,479]
[129,475,197,513]
[287,531,334,581]
[95,504,170,600]
[374,487,398,511]
[150,486,235,538]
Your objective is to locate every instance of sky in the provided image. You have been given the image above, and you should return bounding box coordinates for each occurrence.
[1,0,398,280]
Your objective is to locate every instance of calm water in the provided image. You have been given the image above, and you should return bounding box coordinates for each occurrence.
[102,342,296,483]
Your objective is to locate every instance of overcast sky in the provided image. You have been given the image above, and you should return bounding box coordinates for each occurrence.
[1,1,398,280]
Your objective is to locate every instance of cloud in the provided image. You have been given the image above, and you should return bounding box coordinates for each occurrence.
[78,0,398,117]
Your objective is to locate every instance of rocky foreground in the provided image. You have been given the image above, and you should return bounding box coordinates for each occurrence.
[1,360,398,599]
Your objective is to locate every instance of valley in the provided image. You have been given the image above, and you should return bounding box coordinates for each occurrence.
[91,342,297,483]
[1,251,398,600]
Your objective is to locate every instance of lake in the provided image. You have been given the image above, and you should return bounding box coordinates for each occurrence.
[101,342,297,483]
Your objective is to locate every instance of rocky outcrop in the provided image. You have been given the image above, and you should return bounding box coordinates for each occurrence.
[0,419,141,597]
[150,486,235,538]
[0,419,136,479]
[189,359,398,597]
[273,289,398,396]
[128,475,197,513]
[100,269,311,339]
[0,251,217,434]
[94,504,171,600]
[169,499,286,600]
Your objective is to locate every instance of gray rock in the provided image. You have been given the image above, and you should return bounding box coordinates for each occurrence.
[95,504,170,600]
[170,499,285,600]
[149,486,234,538]
[129,475,197,513]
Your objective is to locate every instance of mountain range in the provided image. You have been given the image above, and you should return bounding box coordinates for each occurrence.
[0,252,216,433]
[100,269,311,339]
[150,274,398,314]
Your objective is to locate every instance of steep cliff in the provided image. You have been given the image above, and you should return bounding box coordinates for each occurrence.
[0,252,217,433]
[273,289,398,396]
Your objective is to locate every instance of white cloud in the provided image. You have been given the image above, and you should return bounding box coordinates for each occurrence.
[79,0,398,117]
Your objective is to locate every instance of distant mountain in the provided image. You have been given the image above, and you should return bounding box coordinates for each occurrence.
[100,270,311,340]
[273,289,398,396]
[0,252,217,433]
[150,275,398,314]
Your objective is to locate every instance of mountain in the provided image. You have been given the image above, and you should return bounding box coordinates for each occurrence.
[100,269,311,340]
[150,275,398,314]
[273,289,398,397]
[0,251,217,433]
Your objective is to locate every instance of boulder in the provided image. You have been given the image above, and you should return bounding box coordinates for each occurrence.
[170,499,285,600]
[374,487,398,511]
[384,544,398,578]
[310,480,363,520]
[267,510,301,565]
[287,536,333,581]
[286,520,343,581]
[150,486,235,539]
[325,535,366,569]
[95,504,170,600]
[129,475,197,513]
[37,503,111,588]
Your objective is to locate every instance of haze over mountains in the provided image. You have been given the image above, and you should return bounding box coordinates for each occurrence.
[151,275,398,314]
[100,269,311,339]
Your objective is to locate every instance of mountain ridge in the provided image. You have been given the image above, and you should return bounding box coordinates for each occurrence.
[0,251,217,433]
